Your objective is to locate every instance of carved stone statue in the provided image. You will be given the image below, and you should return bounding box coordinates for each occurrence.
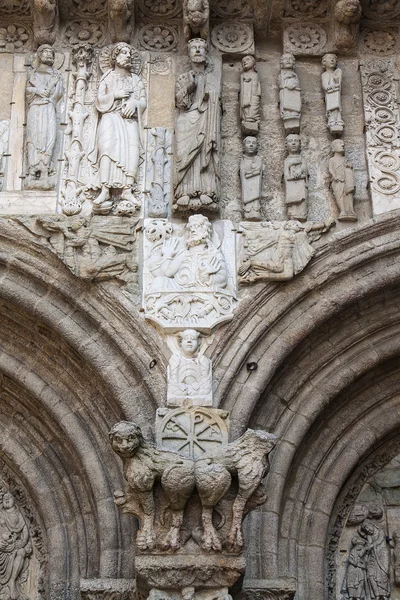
[278,53,301,134]
[109,420,276,553]
[109,0,134,43]
[0,491,32,600]
[284,134,308,222]
[359,521,391,600]
[341,536,367,600]
[88,42,146,215]
[329,139,357,221]
[240,56,261,136]
[183,0,209,41]
[240,136,263,221]
[32,0,57,46]
[174,38,220,214]
[334,0,362,51]
[25,44,64,190]
[167,329,212,407]
[321,54,344,135]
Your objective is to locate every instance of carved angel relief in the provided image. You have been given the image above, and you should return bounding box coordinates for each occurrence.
[238,219,334,283]
[142,216,236,332]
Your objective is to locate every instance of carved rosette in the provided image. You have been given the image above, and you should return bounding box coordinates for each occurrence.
[283,23,327,55]
[0,0,30,15]
[137,0,180,19]
[138,24,178,52]
[0,22,32,52]
[360,59,400,214]
[361,0,400,20]
[210,0,252,19]
[64,20,105,46]
[284,0,327,18]
[211,22,254,56]
[361,27,399,55]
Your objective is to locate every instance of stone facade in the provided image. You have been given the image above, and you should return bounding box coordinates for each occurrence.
[1,2,400,600]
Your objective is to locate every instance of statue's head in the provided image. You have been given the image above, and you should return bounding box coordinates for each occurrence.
[242,55,256,72]
[322,53,337,70]
[109,421,144,457]
[361,521,375,536]
[280,53,295,70]
[37,44,55,66]
[111,42,132,70]
[331,138,345,154]
[286,133,301,154]
[2,492,15,509]
[243,136,258,155]
[335,0,362,23]
[178,329,201,357]
[351,536,364,546]
[186,214,212,247]
[188,38,207,63]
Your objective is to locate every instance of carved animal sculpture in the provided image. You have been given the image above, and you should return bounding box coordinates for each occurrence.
[109,421,276,553]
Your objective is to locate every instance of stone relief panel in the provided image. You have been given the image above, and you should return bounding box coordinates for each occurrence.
[0,0,30,16]
[109,420,276,554]
[142,217,236,333]
[334,452,400,600]
[137,24,178,52]
[0,120,9,191]
[210,0,253,19]
[360,58,400,215]
[166,329,213,407]
[63,20,106,47]
[237,219,334,283]
[156,406,229,457]
[14,214,140,287]
[173,38,221,215]
[145,127,172,218]
[137,0,181,19]
[62,0,107,20]
[0,470,46,600]
[25,44,65,191]
[361,28,399,56]
[360,0,400,21]
[284,0,328,18]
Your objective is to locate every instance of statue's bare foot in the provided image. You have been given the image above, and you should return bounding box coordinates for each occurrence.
[202,527,222,552]
[93,186,110,206]
[92,200,113,215]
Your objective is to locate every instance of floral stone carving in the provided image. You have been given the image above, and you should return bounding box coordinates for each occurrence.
[362,29,398,55]
[14,214,140,286]
[109,420,276,553]
[87,43,146,216]
[284,0,327,18]
[138,0,180,18]
[156,406,229,457]
[211,22,254,56]
[360,0,400,20]
[138,24,178,52]
[238,219,334,283]
[143,216,236,333]
[0,23,31,52]
[64,20,105,46]
[25,44,64,190]
[173,38,221,214]
[283,23,327,56]
[166,329,213,407]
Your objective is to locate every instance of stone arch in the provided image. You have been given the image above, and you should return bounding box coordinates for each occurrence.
[0,219,167,598]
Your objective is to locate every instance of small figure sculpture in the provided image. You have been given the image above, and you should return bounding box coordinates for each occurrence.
[110,420,276,552]
[321,54,344,135]
[25,44,64,190]
[359,520,391,600]
[167,329,212,407]
[329,139,357,221]
[341,536,367,600]
[278,53,301,134]
[88,42,146,215]
[284,134,308,221]
[183,0,209,41]
[240,55,261,136]
[0,491,32,600]
[334,0,362,51]
[174,38,220,213]
[240,136,263,221]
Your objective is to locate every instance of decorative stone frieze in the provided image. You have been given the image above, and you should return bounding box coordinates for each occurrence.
[211,22,254,56]
[138,24,178,52]
[360,58,400,214]
[283,23,327,55]
[0,23,32,52]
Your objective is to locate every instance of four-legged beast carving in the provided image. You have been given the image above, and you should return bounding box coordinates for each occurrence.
[109,421,276,553]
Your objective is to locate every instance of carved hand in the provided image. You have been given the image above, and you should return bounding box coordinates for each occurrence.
[115,90,131,100]
[122,99,137,118]
[162,237,179,258]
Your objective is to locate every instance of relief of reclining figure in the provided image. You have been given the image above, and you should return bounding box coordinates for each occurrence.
[109,421,276,553]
